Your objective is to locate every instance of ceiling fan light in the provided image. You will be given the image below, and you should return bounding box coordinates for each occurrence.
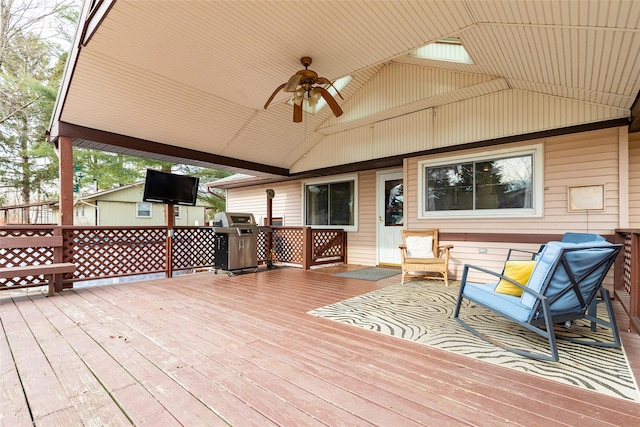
[308,88,322,108]
[293,88,305,106]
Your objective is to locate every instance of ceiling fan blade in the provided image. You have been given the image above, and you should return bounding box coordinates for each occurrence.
[318,87,343,117]
[293,101,303,122]
[284,73,303,92]
[318,77,345,100]
[263,83,286,109]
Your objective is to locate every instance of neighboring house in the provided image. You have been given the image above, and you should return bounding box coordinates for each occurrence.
[52,182,207,227]
[210,126,640,280]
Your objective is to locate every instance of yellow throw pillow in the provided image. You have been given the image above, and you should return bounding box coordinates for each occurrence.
[495,260,537,297]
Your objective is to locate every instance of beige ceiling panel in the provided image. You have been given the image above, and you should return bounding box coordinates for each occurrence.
[90,0,476,111]
[434,90,629,148]
[62,52,255,156]
[467,0,640,28]
[290,109,434,173]
[50,1,640,176]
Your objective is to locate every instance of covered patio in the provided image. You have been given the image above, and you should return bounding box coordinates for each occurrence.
[2,266,639,426]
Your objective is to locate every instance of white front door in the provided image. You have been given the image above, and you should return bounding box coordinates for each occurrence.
[377,170,404,265]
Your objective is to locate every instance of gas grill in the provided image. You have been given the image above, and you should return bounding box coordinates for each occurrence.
[212,212,259,276]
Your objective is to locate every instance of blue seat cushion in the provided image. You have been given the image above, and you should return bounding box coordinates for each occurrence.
[462,281,533,322]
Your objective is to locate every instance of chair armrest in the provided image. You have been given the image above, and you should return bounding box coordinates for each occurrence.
[437,244,453,259]
[398,244,406,249]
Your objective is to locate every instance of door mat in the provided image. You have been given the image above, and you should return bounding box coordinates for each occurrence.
[331,267,400,281]
[308,280,640,402]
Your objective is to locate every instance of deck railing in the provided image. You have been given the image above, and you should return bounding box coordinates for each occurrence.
[615,229,640,333]
[0,225,347,292]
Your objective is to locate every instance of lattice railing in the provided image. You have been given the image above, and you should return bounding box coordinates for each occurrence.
[615,229,639,334]
[265,227,345,268]
[312,229,345,262]
[66,227,167,281]
[1,225,348,292]
[0,227,61,288]
[257,231,268,262]
[172,227,216,270]
[271,227,304,264]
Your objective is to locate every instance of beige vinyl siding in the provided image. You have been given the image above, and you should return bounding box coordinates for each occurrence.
[95,201,205,227]
[348,170,377,266]
[98,185,145,202]
[226,171,378,266]
[226,127,626,282]
[630,132,640,227]
[226,181,302,226]
[74,203,97,226]
[406,127,622,281]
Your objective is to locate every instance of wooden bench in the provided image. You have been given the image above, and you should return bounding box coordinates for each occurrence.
[0,235,76,296]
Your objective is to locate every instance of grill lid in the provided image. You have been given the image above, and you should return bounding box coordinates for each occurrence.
[214,212,257,228]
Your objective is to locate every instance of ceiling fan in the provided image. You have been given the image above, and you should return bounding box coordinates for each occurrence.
[264,56,344,123]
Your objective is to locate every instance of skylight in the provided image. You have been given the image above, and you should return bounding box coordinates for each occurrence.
[288,75,352,115]
[410,38,473,64]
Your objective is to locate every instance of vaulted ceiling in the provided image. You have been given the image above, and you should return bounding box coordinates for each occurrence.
[50,0,640,178]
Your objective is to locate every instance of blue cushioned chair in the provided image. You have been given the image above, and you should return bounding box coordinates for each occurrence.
[453,239,622,361]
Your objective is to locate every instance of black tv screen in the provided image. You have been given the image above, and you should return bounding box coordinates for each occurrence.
[143,169,199,206]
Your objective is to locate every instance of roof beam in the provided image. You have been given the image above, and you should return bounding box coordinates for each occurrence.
[53,122,290,177]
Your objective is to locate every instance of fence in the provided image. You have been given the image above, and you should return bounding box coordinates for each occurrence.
[615,229,640,333]
[0,225,347,291]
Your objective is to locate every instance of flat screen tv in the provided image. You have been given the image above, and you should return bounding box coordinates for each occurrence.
[143,169,199,206]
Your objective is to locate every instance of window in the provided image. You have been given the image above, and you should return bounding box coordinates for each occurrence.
[136,202,152,218]
[304,175,357,230]
[418,144,543,218]
[410,37,473,64]
[174,205,182,219]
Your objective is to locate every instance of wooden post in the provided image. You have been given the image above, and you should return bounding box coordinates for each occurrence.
[55,136,74,292]
[57,136,74,226]
[166,203,175,277]
[266,190,273,257]
[303,227,313,270]
[631,232,639,333]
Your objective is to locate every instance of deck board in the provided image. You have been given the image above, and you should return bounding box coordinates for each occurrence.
[1,266,639,426]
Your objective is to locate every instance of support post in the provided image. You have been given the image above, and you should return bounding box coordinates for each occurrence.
[303,227,313,270]
[266,191,273,257]
[166,203,175,277]
[55,136,74,292]
[57,136,74,226]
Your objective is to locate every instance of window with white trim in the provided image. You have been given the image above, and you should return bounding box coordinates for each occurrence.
[303,175,357,230]
[136,202,152,218]
[174,205,182,219]
[418,144,543,218]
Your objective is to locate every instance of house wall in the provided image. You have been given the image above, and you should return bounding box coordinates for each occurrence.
[406,126,623,278]
[95,201,206,227]
[630,131,640,227]
[73,202,98,226]
[226,170,382,266]
[226,126,628,280]
[55,184,207,226]
[225,180,302,226]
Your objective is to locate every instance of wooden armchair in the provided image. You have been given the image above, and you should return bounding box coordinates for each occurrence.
[398,229,453,286]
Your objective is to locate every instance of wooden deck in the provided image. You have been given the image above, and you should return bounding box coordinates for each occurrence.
[1,265,639,426]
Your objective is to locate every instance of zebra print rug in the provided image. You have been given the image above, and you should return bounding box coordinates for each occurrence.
[308,280,640,402]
